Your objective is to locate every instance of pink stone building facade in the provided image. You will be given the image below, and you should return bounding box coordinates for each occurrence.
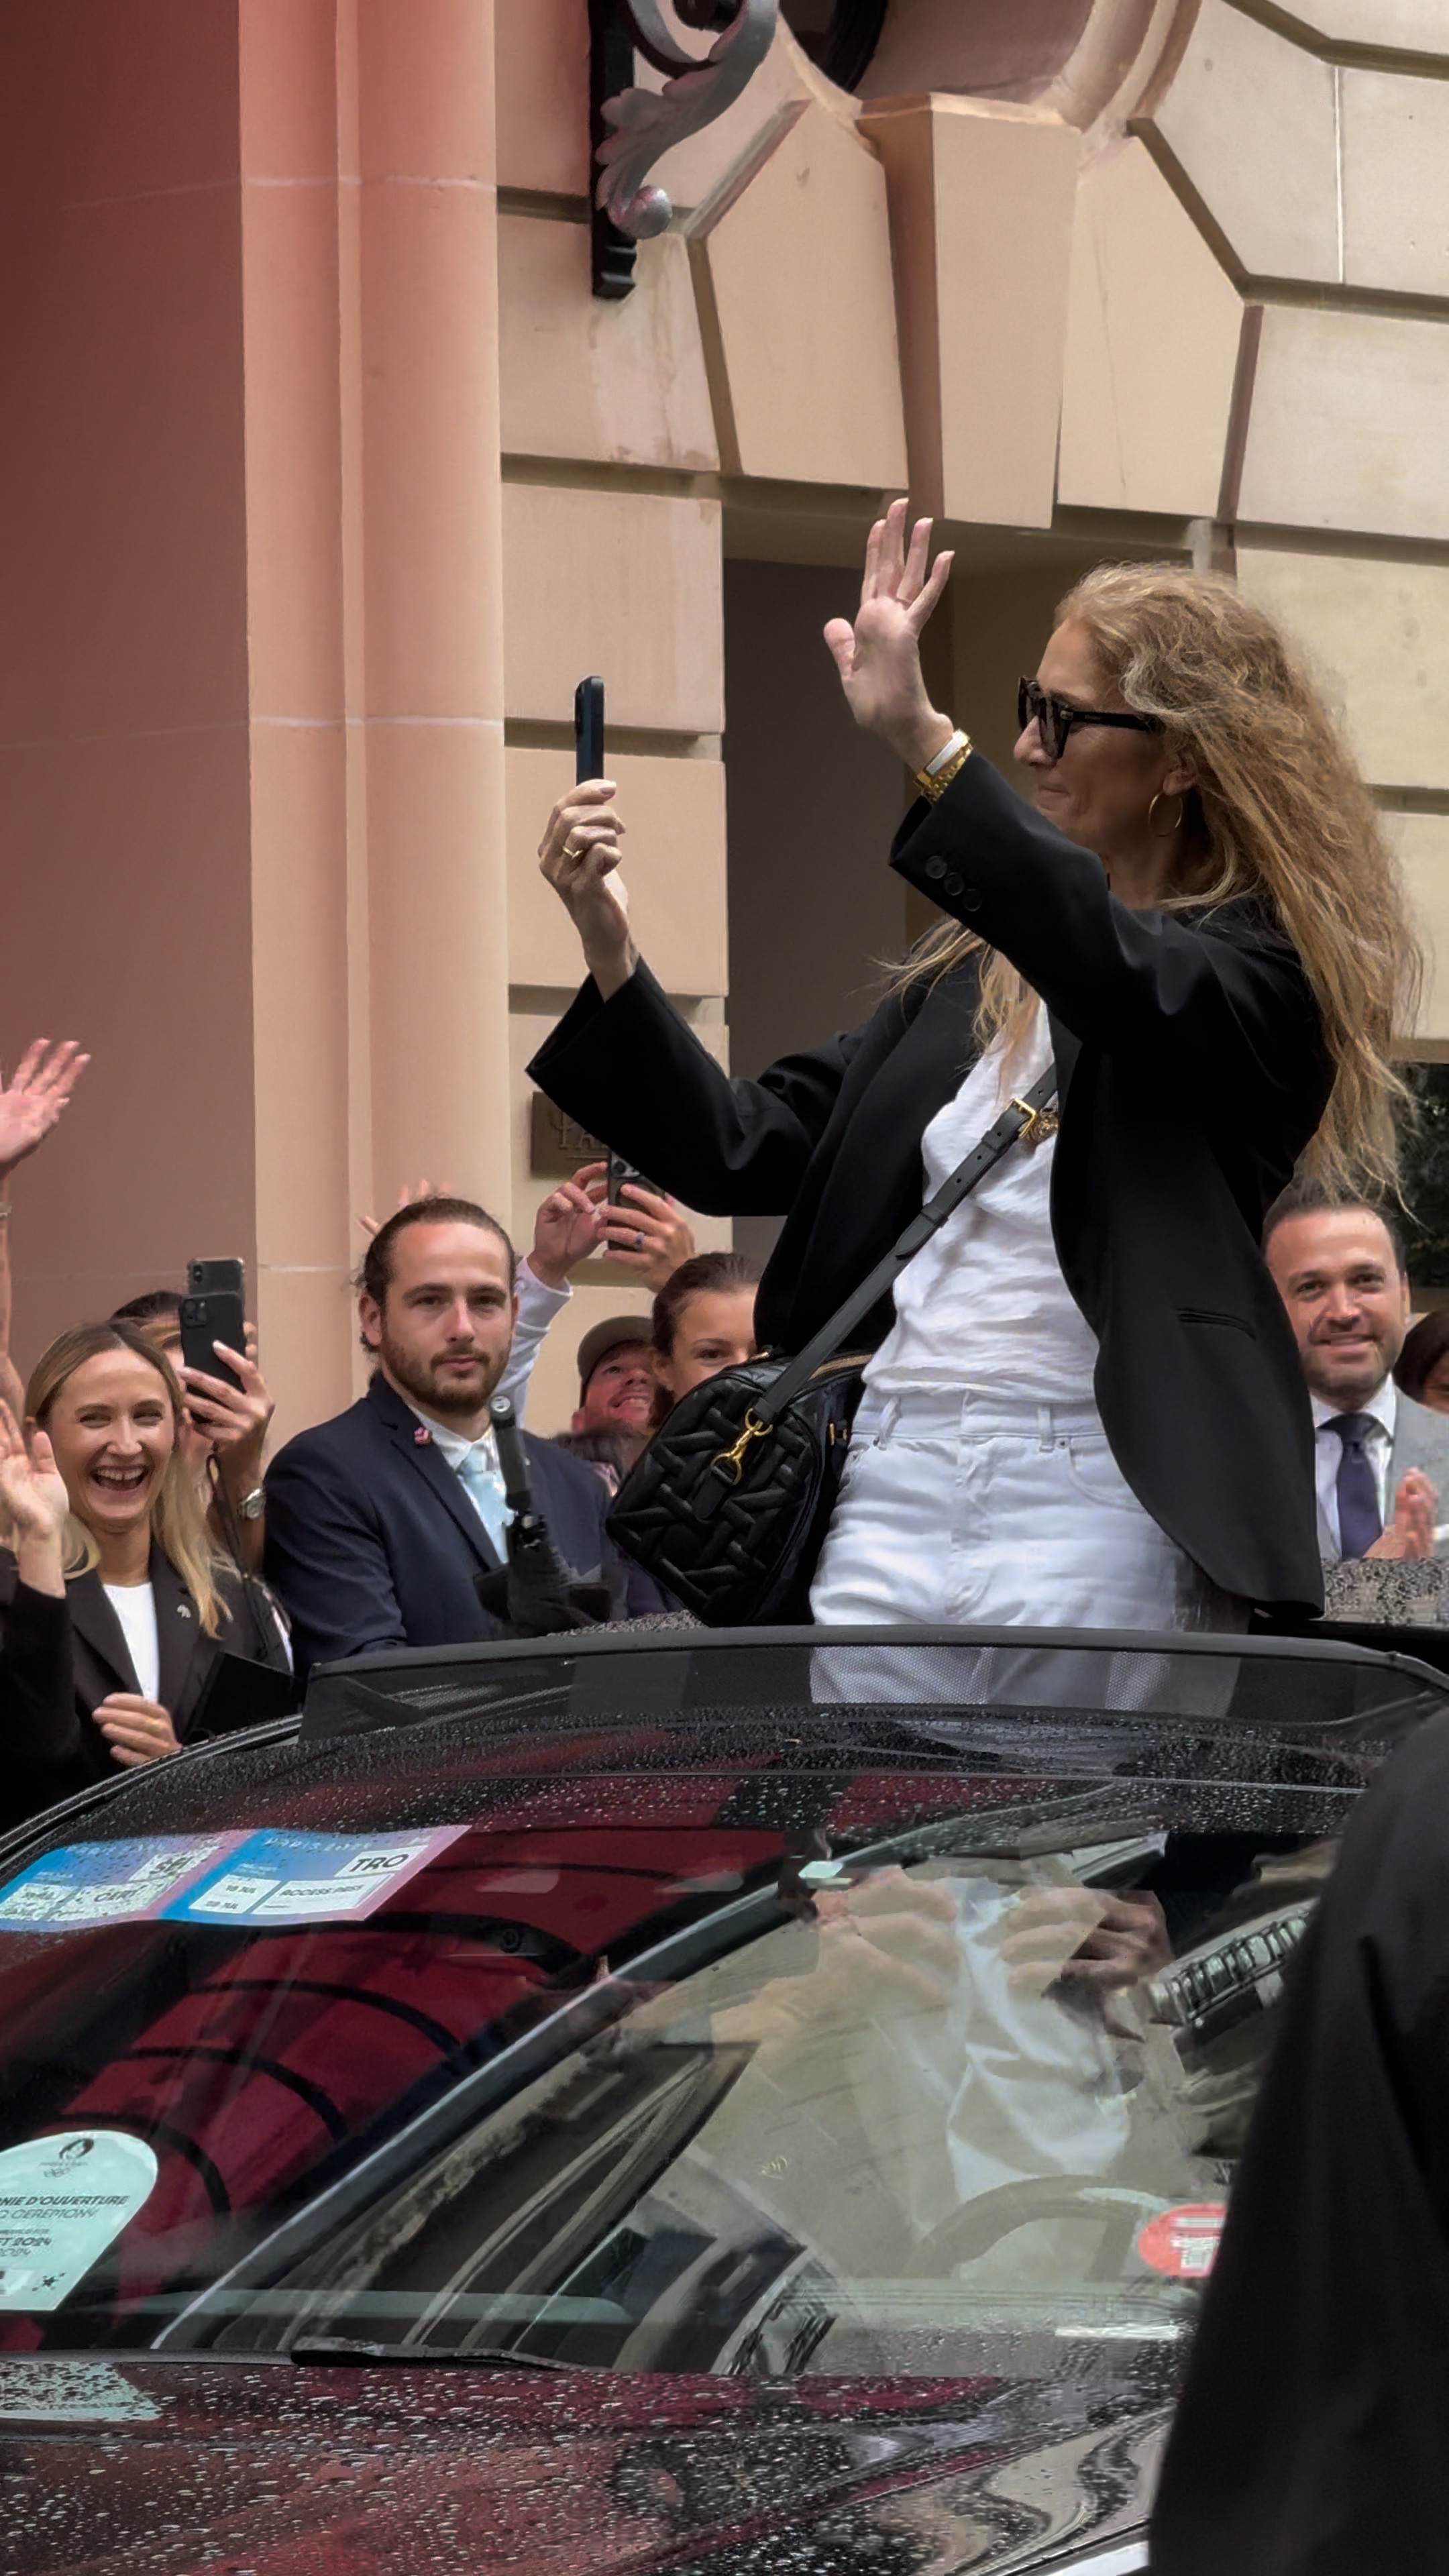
[3,1,1447,1434]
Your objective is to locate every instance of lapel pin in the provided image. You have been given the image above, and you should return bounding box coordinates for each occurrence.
[177,1603,193,1619]
[414,1426,432,1446]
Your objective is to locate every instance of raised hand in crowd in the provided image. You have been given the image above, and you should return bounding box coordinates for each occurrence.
[572,1160,696,1293]
[0,1394,68,1597]
[0,1038,90,1182]
[358,1175,454,1240]
[178,1323,276,1566]
[0,1038,91,1421]
[361,1172,611,1291]
[528,1172,607,1287]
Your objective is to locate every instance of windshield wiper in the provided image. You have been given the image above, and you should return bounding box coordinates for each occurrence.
[288,2335,594,2373]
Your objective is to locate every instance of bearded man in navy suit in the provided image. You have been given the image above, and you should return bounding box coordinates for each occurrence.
[264,1196,623,1674]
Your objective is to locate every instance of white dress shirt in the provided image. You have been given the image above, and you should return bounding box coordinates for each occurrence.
[101,1580,160,1703]
[405,1404,513,1555]
[867,1004,1098,1403]
[1312,1379,1396,1555]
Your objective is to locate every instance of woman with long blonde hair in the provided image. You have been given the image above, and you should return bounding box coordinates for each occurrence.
[530,501,1421,1629]
[0,1321,290,1827]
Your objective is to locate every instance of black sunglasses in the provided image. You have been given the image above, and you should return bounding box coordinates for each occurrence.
[1018,675,1163,762]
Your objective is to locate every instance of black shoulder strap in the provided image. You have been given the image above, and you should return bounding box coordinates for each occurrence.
[755,1061,1059,1428]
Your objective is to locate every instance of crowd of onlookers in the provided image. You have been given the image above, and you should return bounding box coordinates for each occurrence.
[3,1030,1449,1825]
[0,1035,765,1824]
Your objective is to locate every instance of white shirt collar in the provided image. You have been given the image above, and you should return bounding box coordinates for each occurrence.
[405,1400,500,1475]
[1311,1378,1397,1441]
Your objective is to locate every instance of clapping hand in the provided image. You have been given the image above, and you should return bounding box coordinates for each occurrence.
[0,1040,90,1181]
[823,498,955,773]
[1367,1468,1438,1562]
[0,1399,67,1544]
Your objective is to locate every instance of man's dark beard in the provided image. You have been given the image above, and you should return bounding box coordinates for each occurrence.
[378,1327,506,1421]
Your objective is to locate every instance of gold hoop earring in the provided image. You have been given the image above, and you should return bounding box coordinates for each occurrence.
[1148,790,1185,839]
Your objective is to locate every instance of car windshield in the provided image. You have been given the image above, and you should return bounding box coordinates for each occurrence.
[0,1631,1439,2410]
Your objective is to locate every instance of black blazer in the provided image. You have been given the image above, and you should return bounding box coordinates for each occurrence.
[529,753,1333,1612]
[0,1544,292,1832]
[263,1371,621,1676]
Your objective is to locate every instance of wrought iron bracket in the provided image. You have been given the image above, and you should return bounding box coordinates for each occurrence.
[589,0,779,299]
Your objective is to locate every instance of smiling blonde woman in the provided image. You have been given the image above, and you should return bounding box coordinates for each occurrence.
[0,1322,290,1828]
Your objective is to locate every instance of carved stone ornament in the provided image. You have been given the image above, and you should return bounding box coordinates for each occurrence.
[594,1,779,243]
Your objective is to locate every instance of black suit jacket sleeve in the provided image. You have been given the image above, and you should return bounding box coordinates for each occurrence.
[527,958,868,1218]
[892,755,1326,1114]
[263,1448,410,1670]
[0,1566,79,1768]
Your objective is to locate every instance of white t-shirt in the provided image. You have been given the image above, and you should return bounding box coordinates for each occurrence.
[101,1580,160,1703]
[865,1003,1099,1403]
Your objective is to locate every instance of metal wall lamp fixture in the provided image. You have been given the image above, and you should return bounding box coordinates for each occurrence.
[588,0,778,298]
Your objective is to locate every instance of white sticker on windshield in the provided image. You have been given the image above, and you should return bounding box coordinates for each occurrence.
[0,2132,158,2310]
[164,1827,468,1926]
[0,1836,241,1933]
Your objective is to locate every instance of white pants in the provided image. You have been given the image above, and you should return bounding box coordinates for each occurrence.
[811,1387,1242,1634]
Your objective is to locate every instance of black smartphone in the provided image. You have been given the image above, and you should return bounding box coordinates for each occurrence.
[180,1257,246,1393]
[574,674,605,784]
[606,1148,639,1206]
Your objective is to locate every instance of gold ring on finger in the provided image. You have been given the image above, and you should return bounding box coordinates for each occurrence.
[563,836,585,860]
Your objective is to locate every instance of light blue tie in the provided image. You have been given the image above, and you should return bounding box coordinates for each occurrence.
[453,1438,513,1557]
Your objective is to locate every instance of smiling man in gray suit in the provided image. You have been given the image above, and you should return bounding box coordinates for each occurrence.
[1266,1186,1449,1563]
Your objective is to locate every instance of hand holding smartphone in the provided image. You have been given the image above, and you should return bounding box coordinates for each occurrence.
[180,1258,246,1394]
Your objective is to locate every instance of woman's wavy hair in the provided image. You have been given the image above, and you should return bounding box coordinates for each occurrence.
[894,562,1422,1197]
[22,1321,233,1637]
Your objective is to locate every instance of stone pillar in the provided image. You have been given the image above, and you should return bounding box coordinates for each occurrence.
[352,0,512,1219]
[0,0,508,1442]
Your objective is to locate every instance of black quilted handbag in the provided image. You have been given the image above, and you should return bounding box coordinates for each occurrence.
[606,1060,1059,1625]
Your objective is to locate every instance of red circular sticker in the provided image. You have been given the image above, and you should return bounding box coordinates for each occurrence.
[1135,2202,1226,2282]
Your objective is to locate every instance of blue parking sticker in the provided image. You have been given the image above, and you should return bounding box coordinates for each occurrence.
[0,1837,241,1933]
[162,1827,468,1926]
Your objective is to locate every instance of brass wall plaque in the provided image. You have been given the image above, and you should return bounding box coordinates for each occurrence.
[530,1091,606,1179]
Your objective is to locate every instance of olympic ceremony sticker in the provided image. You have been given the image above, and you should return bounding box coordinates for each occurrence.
[0,2131,158,2311]
[1135,2202,1227,2282]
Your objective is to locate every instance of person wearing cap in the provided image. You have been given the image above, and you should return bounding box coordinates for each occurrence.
[570,1316,655,1469]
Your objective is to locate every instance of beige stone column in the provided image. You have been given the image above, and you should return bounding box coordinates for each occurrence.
[355,0,512,1220]
[238,0,511,1439]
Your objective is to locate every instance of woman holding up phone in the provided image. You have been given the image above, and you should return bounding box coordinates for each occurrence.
[0,1322,290,1828]
[530,502,1419,1631]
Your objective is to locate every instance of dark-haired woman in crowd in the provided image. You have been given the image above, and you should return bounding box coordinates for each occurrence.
[1397,1307,1449,1417]
[649,1250,761,1428]
[531,499,1421,1630]
[0,1322,290,1828]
